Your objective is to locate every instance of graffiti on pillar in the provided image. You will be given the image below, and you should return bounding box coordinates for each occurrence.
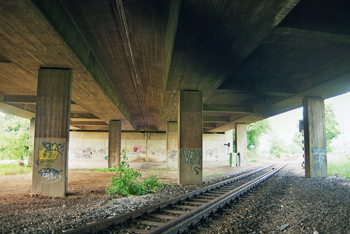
[182,149,202,165]
[181,148,202,175]
[194,167,202,175]
[168,150,178,162]
[312,147,327,170]
[39,142,65,167]
[38,168,63,183]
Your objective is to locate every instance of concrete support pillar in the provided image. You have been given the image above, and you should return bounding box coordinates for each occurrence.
[178,90,202,185]
[108,120,121,168]
[28,118,35,167]
[303,97,327,178]
[166,121,178,169]
[235,124,247,166]
[225,129,234,165]
[32,68,72,197]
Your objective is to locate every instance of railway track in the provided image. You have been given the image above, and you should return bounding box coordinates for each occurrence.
[64,164,285,234]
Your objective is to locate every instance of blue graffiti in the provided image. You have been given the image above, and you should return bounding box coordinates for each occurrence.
[312,147,327,170]
[38,168,63,179]
[35,159,39,166]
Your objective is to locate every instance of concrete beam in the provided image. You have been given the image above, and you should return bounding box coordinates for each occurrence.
[70,121,108,126]
[203,104,252,113]
[221,81,297,96]
[3,95,36,104]
[70,113,99,119]
[0,102,35,119]
[212,54,350,133]
[32,0,135,129]
[203,116,230,123]
[273,27,350,44]
[0,91,5,101]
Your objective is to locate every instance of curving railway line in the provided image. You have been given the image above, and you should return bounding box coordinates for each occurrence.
[63,165,286,234]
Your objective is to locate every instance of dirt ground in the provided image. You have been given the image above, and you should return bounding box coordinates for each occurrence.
[1,162,261,198]
[0,169,181,197]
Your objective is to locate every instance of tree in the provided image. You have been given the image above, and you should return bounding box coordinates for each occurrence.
[247,119,270,148]
[0,113,29,160]
[270,135,287,158]
[325,104,340,152]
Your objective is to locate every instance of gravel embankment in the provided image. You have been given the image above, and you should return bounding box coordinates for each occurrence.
[188,169,350,234]
[1,164,349,234]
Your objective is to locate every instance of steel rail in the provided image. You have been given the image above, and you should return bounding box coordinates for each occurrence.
[63,165,275,234]
[150,164,286,234]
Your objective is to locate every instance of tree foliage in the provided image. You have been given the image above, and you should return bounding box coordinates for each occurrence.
[325,104,340,152]
[270,135,287,158]
[247,119,270,148]
[0,113,29,160]
[293,104,340,153]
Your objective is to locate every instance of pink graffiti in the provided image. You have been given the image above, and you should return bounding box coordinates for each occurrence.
[133,147,139,152]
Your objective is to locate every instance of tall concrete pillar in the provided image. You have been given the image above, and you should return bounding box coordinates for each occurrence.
[225,129,234,165]
[108,120,121,168]
[303,97,327,178]
[166,121,178,169]
[235,124,247,166]
[28,118,35,167]
[32,68,72,197]
[178,90,202,185]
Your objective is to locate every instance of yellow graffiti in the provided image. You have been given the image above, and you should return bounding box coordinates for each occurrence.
[38,142,64,167]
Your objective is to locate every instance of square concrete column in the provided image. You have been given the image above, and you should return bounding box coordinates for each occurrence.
[28,118,35,167]
[178,90,202,185]
[303,97,327,178]
[32,68,72,197]
[108,120,121,168]
[225,129,234,165]
[166,121,178,169]
[235,124,247,166]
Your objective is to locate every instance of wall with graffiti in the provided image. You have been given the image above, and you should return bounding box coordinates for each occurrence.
[203,133,227,161]
[69,132,229,163]
[69,132,109,160]
[69,132,166,162]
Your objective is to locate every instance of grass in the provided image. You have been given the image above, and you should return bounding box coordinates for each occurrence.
[0,163,32,176]
[204,171,223,177]
[328,163,350,179]
[147,168,176,172]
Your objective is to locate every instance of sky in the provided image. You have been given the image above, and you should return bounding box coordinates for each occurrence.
[259,91,350,153]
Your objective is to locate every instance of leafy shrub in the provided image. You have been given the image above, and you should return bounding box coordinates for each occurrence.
[106,150,164,196]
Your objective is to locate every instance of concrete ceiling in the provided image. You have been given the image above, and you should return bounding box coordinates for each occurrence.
[1,0,350,132]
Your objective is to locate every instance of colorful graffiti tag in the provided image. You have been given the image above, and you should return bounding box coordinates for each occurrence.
[39,142,65,167]
[38,168,63,183]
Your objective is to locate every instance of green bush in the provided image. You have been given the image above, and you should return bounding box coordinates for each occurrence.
[328,162,350,179]
[106,150,164,196]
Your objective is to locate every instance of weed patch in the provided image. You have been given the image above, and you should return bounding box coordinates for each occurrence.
[0,163,31,176]
[106,150,165,196]
[328,163,350,179]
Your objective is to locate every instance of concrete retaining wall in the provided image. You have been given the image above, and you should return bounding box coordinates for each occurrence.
[69,132,229,164]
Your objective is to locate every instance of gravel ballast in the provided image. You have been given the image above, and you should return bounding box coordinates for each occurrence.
[0,162,349,233]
